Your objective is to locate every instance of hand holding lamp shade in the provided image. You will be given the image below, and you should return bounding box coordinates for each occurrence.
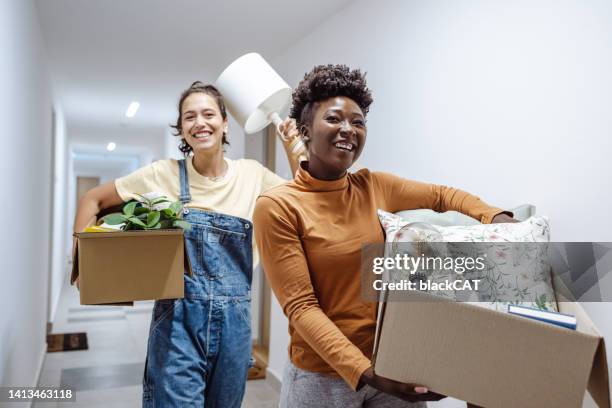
[215,53,307,163]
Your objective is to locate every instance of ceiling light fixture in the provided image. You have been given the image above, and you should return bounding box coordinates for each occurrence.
[107,142,116,152]
[125,101,140,118]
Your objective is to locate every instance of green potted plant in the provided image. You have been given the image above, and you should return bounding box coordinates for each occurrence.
[101,193,191,231]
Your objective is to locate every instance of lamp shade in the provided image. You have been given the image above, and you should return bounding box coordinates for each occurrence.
[215,53,292,134]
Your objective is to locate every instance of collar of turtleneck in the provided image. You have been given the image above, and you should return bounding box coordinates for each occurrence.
[294,161,349,192]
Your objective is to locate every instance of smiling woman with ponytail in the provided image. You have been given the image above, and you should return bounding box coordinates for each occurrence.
[72,81,304,407]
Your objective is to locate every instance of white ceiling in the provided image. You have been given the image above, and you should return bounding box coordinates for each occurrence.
[36,0,353,132]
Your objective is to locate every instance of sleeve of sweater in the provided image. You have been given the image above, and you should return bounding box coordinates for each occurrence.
[253,195,372,390]
[371,172,510,224]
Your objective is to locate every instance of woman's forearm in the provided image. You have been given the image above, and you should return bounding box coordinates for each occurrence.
[73,195,102,233]
[73,181,124,233]
[71,193,102,283]
[374,172,507,224]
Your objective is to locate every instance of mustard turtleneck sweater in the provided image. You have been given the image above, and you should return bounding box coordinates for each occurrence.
[253,163,504,390]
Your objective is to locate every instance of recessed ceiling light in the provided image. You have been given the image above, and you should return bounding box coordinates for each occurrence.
[107,142,116,152]
[125,101,140,118]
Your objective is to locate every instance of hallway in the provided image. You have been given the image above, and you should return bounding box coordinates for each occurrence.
[34,279,279,407]
[3,1,612,406]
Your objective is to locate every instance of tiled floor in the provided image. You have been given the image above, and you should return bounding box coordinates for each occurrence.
[34,278,279,407]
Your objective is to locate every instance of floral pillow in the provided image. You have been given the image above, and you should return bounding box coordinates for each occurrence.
[377,210,557,312]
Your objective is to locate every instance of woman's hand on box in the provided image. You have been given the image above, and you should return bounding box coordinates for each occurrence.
[491,213,519,223]
[359,367,446,402]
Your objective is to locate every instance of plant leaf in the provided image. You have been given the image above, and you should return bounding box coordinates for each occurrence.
[147,211,161,227]
[173,220,192,230]
[151,222,162,229]
[123,222,139,230]
[151,197,170,205]
[169,202,182,215]
[133,193,153,209]
[160,220,173,229]
[102,213,127,225]
[134,207,150,216]
[128,216,147,227]
[123,201,137,216]
[161,208,174,218]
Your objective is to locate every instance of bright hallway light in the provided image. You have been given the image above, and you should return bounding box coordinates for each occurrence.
[125,101,140,118]
[107,142,116,152]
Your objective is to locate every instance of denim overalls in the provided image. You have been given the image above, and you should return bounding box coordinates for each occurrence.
[143,159,253,407]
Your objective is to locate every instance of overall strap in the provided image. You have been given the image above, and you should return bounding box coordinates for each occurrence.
[178,159,191,205]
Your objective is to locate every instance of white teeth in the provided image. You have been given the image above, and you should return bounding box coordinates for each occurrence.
[334,142,354,151]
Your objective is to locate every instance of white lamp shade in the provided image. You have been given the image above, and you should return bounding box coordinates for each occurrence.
[215,53,292,134]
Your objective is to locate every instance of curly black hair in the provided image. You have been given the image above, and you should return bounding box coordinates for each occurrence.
[289,64,373,131]
[170,81,230,157]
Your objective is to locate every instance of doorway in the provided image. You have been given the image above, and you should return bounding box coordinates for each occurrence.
[76,177,100,207]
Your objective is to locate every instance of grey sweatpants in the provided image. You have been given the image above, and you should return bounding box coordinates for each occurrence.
[279,361,426,408]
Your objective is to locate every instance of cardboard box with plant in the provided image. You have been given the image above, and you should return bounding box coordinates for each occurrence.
[71,194,193,305]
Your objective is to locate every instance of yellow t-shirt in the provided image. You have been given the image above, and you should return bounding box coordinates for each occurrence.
[115,157,285,267]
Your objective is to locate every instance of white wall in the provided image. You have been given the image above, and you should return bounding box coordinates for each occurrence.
[273,0,612,241]
[164,128,184,160]
[225,116,246,161]
[0,0,53,390]
[48,105,68,325]
[268,0,612,403]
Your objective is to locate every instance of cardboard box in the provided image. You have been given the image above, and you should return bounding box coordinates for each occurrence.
[373,288,610,407]
[71,229,190,305]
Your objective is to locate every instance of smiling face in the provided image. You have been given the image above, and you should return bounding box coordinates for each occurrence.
[181,92,228,154]
[303,96,367,179]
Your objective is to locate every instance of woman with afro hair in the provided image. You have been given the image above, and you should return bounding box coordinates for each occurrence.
[253,65,516,407]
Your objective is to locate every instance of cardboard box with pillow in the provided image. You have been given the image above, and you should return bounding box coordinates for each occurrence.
[371,206,610,407]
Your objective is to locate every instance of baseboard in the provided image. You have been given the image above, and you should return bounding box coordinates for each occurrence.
[265,367,282,394]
